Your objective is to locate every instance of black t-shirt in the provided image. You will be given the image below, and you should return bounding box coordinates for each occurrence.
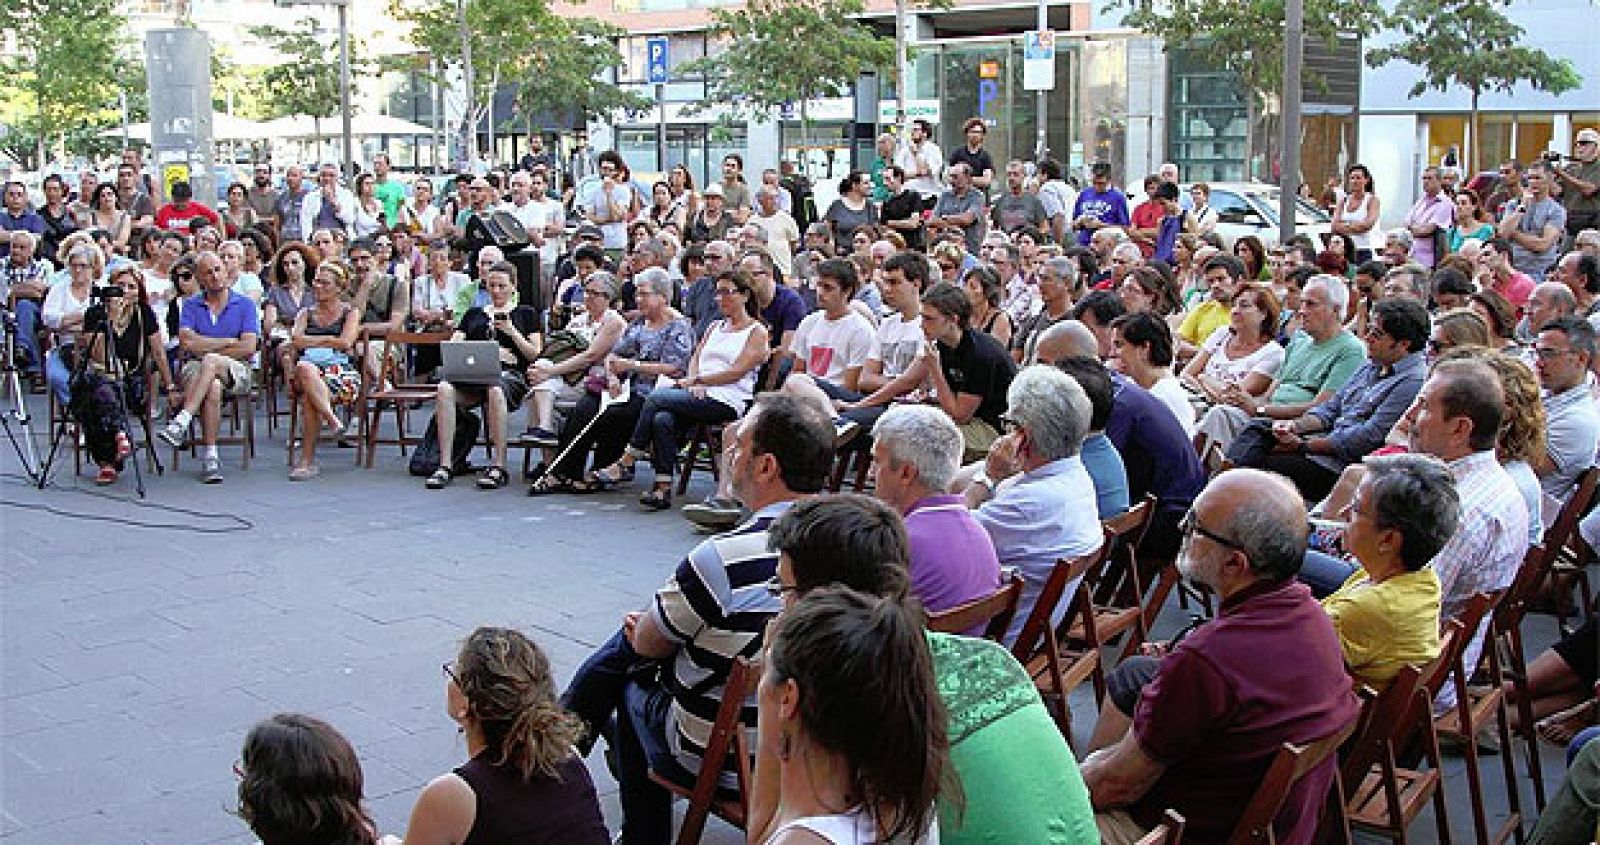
[939,327,1016,431]
[949,146,995,182]
[83,302,160,370]
[460,304,540,370]
[880,189,925,251]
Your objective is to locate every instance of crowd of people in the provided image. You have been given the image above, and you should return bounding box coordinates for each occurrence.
[6,124,1600,843]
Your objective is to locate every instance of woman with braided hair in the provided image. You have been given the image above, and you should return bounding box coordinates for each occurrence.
[385,627,608,845]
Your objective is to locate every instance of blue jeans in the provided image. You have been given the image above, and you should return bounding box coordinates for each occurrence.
[1299,551,1357,598]
[627,387,737,477]
[560,630,692,845]
[45,347,73,407]
[12,299,41,375]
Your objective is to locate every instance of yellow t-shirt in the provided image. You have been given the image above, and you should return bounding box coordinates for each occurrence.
[1177,300,1231,346]
[1322,567,1442,691]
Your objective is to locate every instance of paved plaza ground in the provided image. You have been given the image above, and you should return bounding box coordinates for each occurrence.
[0,393,1579,844]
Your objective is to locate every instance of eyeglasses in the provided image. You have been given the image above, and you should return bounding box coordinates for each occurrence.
[764,576,801,599]
[1532,345,1578,360]
[441,661,460,685]
[999,415,1021,433]
[583,288,609,298]
[174,271,194,280]
[1179,508,1246,552]
[714,287,741,297]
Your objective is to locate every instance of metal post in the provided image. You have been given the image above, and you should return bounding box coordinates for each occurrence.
[1278,0,1303,244]
[1035,0,1047,161]
[656,83,667,172]
[456,0,477,168]
[338,0,354,178]
[120,91,130,149]
[894,0,907,131]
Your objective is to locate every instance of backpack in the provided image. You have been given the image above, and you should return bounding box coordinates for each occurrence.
[408,406,482,476]
[542,328,592,385]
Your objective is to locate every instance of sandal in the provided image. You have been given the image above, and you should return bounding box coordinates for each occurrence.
[591,463,627,488]
[476,465,509,490]
[425,467,452,489]
[639,487,672,511]
[527,473,578,496]
[289,465,321,481]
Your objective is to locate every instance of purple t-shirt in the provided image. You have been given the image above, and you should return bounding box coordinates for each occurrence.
[760,284,807,349]
[1072,186,1131,246]
[903,494,1003,633]
[1131,578,1360,844]
[178,291,260,341]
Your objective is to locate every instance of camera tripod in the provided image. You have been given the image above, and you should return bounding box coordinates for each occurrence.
[36,294,162,497]
[0,304,42,480]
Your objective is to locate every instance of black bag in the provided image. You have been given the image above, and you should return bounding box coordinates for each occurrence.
[408,406,482,476]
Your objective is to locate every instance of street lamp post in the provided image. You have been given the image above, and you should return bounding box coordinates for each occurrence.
[1278,0,1303,244]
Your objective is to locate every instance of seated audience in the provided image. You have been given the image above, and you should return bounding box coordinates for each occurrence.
[1226,297,1429,502]
[957,365,1104,643]
[388,627,608,844]
[1011,256,1076,364]
[1174,253,1243,358]
[780,257,875,408]
[1196,275,1366,450]
[559,395,832,845]
[523,269,626,446]
[610,268,768,510]
[1533,318,1599,521]
[535,271,693,494]
[1069,288,1126,360]
[1056,354,1132,518]
[423,262,540,491]
[963,265,1014,349]
[1428,307,1492,360]
[1468,289,1522,353]
[235,713,377,845]
[1180,282,1284,404]
[869,405,1002,622]
[1109,312,1194,435]
[287,262,361,481]
[1081,469,1360,845]
[761,494,1098,845]
[1320,453,1458,691]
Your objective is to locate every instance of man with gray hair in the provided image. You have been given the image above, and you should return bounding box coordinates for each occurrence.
[1082,468,1359,845]
[1196,274,1366,450]
[1012,256,1077,364]
[751,185,799,279]
[871,405,1003,623]
[931,162,987,254]
[959,364,1104,643]
[1381,263,1428,301]
[1522,281,1577,347]
[1382,228,1415,267]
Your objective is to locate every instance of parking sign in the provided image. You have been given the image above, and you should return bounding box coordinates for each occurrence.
[647,37,670,84]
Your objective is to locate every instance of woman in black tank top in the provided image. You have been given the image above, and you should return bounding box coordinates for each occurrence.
[388,627,609,845]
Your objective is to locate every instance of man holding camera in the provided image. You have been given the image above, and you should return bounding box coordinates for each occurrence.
[158,252,259,484]
[1498,161,1568,281]
[1555,128,1600,239]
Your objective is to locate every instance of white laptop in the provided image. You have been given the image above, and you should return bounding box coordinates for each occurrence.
[438,341,503,385]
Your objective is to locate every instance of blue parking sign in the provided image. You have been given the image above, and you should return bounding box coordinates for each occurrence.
[647,37,670,84]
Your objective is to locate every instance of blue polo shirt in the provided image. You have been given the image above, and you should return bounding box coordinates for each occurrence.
[1,210,46,260]
[179,291,260,340]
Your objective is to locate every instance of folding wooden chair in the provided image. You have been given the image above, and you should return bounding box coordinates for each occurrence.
[360,329,450,468]
[1433,592,1525,845]
[648,656,757,845]
[1338,662,1453,845]
[1074,497,1161,667]
[927,568,1023,642]
[1136,809,1187,845]
[1225,716,1358,845]
[674,422,725,497]
[1542,467,1598,632]
[1010,544,1112,742]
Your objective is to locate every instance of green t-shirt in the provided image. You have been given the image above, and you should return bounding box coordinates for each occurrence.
[374,178,408,224]
[927,632,1097,845]
[870,156,892,204]
[1270,329,1367,406]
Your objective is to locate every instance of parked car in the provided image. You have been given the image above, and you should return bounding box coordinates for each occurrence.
[1189,182,1332,250]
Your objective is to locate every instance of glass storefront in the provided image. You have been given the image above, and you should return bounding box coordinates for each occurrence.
[1167,46,1248,183]
[615,124,747,183]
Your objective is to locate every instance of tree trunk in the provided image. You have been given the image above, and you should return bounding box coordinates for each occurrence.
[1468,88,1481,176]
[312,116,324,163]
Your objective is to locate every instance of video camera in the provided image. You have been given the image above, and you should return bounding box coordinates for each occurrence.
[89,285,124,301]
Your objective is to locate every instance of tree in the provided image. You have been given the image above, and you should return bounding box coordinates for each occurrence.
[1365,0,1581,173]
[249,17,370,152]
[679,0,897,170]
[391,0,541,167]
[513,17,652,137]
[0,0,128,168]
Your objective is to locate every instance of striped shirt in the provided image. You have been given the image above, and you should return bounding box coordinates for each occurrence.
[651,500,790,778]
[1430,450,1528,710]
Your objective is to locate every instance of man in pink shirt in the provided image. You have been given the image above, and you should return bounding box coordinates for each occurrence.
[1479,236,1535,309]
[1405,167,1456,268]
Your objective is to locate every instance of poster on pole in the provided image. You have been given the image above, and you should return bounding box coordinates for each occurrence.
[1023,30,1055,91]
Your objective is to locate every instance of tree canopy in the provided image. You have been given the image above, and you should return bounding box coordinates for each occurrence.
[0,0,128,168]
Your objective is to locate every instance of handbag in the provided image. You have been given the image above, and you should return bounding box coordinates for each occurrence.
[301,347,349,368]
[542,328,591,385]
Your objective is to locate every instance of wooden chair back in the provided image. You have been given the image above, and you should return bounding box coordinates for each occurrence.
[1010,544,1109,666]
[1136,809,1187,845]
[1225,716,1359,845]
[928,569,1023,642]
[650,656,758,845]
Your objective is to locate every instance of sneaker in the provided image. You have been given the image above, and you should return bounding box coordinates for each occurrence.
[157,420,187,448]
[683,496,743,529]
[526,426,560,447]
[833,417,860,445]
[201,456,223,484]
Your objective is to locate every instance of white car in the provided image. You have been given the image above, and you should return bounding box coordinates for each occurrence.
[1189,182,1332,250]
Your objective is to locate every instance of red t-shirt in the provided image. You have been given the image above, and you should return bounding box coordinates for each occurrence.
[1131,578,1359,844]
[1491,270,1535,310]
[154,201,221,233]
[1130,200,1164,258]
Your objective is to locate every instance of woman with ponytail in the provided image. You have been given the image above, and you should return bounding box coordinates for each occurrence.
[386,627,608,845]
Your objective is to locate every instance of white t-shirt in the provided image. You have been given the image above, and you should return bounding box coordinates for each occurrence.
[869,311,925,378]
[1149,375,1197,436]
[579,181,632,249]
[793,310,875,385]
[503,198,565,263]
[231,272,264,303]
[1037,179,1078,223]
[1200,325,1285,385]
[896,141,944,198]
[752,210,800,278]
